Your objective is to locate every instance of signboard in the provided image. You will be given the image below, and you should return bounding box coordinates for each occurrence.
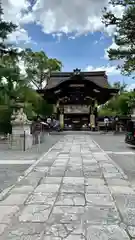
[69,84,84,87]
[64,105,89,113]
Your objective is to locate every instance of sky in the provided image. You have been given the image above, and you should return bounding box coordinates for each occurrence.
[2,0,135,90]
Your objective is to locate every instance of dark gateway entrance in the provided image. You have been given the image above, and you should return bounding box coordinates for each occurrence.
[37,68,118,130]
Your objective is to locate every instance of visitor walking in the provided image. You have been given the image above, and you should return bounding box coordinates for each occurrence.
[47,116,52,128]
[32,116,42,144]
[104,116,109,132]
[52,117,60,131]
[114,116,119,132]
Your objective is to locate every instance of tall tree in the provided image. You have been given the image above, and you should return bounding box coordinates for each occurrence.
[22,49,62,89]
[0,2,17,58]
[113,81,127,93]
[102,0,135,76]
[0,3,55,132]
[0,2,20,132]
[98,81,131,116]
[0,1,20,98]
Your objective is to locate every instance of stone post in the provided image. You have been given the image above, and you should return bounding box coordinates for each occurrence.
[59,113,64,129]
[94,101,98,129]
[131,108,135,122]
[90,100,96,130]
[56,101,60,120]
[90,113,95,130]
[11,107,32,151]
[59,106,64,130]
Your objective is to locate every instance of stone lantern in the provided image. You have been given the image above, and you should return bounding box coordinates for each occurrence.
[10,97,32,150]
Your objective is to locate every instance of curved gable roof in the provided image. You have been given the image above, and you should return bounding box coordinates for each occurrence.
[45,71,111,90]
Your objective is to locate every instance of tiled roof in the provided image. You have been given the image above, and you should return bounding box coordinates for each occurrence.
[45,71,111,90]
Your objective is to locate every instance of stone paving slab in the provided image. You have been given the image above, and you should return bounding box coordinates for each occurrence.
[0,134,135,239]
[0,135,63,196]
[26,192,57,205]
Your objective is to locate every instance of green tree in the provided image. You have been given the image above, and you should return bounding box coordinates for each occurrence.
[0,1,19,83]
[16,85,53,119]
[99,81,132,116]
[99,91,133,117]
[126,90,135,110]
[102,0,135,76]
[0,2,20,133]
[0,3,17,56]
[22,49,62,89]
[113,81,127,93]
[0,3,60,133]
[98,107,117,117]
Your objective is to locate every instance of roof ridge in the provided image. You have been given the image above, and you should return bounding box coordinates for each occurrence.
[50,71,106,77]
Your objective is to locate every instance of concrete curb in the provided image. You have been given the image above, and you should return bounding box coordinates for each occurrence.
[0,185,15,201]
[113,131,125,135]
[50,131,125,136]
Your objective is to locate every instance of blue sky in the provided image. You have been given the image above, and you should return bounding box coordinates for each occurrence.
[3,0,134,89]
[21,26,133,87]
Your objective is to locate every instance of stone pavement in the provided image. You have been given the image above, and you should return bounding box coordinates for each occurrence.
[0,134,135,239]
[0,134,63,194]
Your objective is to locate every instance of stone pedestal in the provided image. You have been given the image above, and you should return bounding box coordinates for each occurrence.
[11,124,32,151]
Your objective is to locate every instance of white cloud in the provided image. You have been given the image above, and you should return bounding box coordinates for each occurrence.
[104,39,118,60]
[52,33,63,42]
[20,12,34,25]
[109,4,124,18]
[1,0,124,43]
[18,59,26,75]
[0,0,125,45]
[85,64,120,76]
[126,83,135,92]
[1,0,31,43]
[94,40,98,45]
[104,38,130,60]
[94,35,105,45]
[7,27,31,44]
[2,0,30,24]
[30,0,124,37]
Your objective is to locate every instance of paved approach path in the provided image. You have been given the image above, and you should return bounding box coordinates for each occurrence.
[0,134,62,193]
[0,134,135,239]
[92,133,135,185]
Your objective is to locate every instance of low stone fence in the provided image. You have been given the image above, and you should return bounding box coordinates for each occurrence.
[5,131,46,151]
[97,121,126,132]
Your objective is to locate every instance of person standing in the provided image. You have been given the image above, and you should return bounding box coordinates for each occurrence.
[34,116,42,144]
[115,116,119,132]
[54,118,60,131]
[104,116,109,132]
[47,116,52,128]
